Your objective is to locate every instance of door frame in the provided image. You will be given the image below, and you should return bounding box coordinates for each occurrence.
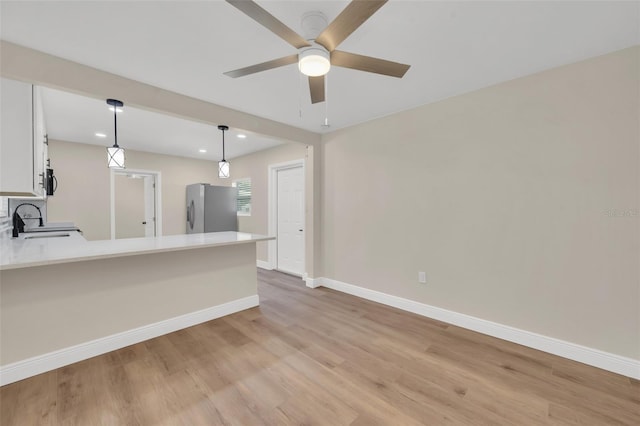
[268,159,305,274]
[110,168,162,240]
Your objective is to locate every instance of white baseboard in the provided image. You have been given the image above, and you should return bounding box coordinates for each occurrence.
[0,295,259,386]
[304,274,321,289]
[317,277,640,379]
[257,260,273,270]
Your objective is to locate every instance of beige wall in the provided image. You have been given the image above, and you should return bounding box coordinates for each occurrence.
[47,139,227,240]
[321,47,640,359]
[47,141,110,240]
[231,142,308,262]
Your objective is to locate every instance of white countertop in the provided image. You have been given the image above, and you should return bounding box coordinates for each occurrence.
[0,231,274,271]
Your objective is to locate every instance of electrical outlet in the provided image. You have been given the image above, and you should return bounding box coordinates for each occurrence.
[418,271,427,284]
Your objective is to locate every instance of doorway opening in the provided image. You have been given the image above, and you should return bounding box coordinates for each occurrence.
[110,169,162,239]
[268,159,305,276]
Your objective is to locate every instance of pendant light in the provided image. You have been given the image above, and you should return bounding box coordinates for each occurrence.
[218,125,230,178]
[106,99,125,169]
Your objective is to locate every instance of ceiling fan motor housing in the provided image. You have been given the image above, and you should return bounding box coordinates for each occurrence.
[301,11,328,40]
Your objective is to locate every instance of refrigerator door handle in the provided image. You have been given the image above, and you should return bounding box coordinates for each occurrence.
[191,201,195,229]
[187,200,195,230]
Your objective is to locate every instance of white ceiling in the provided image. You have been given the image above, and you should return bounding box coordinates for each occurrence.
[40,87,284,160]
[2,1,639,152]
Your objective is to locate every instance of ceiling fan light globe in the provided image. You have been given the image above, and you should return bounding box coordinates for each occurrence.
[298,48,331,77]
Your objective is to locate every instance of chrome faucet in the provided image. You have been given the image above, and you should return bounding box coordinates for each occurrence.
[12,203,44,238]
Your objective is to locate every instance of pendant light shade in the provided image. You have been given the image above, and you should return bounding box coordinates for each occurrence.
[218,160,230,179]
[218,125,230,179]
[107,145,125,169]
[106,99,125,169]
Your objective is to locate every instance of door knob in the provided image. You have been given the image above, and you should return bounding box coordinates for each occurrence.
[142,221,147,225]
[299,229,303,231]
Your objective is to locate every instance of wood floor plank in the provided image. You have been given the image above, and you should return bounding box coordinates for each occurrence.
[551,357,638,404]
[280,350,423,426]
[426,334,640,424]
[1,269,638,425]
[0,370,57,425]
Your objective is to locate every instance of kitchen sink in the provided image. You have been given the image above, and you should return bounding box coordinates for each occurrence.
[23,233,71,239]
[23,222,79,233]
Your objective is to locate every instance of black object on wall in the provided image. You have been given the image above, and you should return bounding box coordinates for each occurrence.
[44,159,57,196]
[45,167,57,196]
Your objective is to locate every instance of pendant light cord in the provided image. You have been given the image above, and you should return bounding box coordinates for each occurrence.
[325,74,329,126]
[298,70,303,118]
[323,74,330,128]
[222,128,226,161]
[113,103,118,148]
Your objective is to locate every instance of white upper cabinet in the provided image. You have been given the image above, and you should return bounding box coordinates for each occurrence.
[0,77,48,197]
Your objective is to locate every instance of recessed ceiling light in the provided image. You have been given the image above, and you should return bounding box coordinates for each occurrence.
[199,149,207,153]
[108,107,123,113]
[237,134,247,139]
[95,132,107,138]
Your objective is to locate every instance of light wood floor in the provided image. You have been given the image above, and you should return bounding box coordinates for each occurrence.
[1,269,638,425]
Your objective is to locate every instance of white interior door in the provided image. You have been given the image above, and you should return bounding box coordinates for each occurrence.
[143,175,156,237]
[112,170,159,239]
[114,174,146,239]
[277,166,304,276]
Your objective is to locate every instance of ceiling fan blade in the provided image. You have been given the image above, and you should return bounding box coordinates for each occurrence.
[309,76,325,104]
[224,54,298,78]
[315,0,387,52]
[331,50,410,78]
[226,0,310,49]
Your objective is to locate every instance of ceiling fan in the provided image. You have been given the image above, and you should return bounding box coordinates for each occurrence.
[224,0,411,104]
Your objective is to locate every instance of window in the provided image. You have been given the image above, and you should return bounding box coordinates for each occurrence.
[233,178,251,216]
[0,197,7,218]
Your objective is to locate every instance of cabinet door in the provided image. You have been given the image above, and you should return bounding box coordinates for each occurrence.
[0,78,46,197]
[33,86,46,197]
[0,78,35,196]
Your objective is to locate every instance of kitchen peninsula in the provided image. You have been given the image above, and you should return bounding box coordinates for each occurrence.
[0,231,273,385]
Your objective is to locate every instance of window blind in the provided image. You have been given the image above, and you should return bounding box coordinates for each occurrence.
[235,178,251,215]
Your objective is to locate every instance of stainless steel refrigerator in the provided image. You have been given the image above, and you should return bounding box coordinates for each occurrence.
[186,183,238,234]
